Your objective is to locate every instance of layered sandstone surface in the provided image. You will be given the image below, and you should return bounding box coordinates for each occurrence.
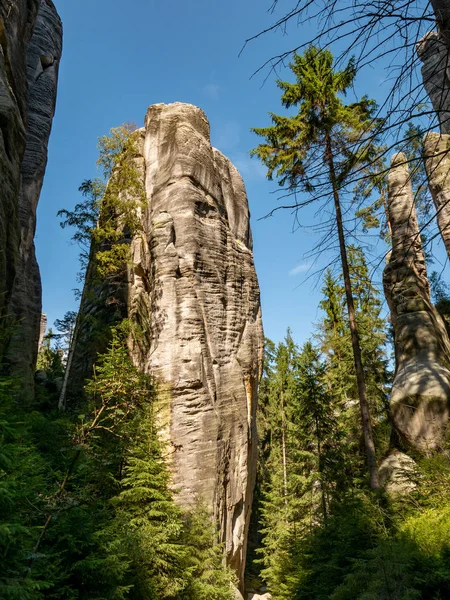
[65,103,264,586]
[418,0,450,134]
[0,0,62,402]
[417,32,450,134]
[6,0,62,400]
[383,153,450,450]
[423,132,450,261]
[0,0,40,353]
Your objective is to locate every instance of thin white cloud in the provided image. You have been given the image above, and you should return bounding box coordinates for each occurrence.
[232,153,266,181]
[289,263,311,276]
[203,83,220,100]
[214,120,241,150]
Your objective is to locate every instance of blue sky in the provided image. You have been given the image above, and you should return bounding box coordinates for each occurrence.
[36,0,443,346]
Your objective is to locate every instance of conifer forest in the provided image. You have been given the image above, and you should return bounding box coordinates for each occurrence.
[4,1,450,599]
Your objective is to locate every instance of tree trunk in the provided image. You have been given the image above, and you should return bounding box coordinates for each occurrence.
[315,415,327,521]
[325,136,380,491]
[281,389,288,507]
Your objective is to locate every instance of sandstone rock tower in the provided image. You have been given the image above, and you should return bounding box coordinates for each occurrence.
[64,103,264,586]
[383,153,450,450]
[0,0,62,401]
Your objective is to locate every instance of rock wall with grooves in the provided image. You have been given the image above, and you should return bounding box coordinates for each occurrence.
[66,103,264,587]
[417,32,450,134]
[139,104,263,586]
[0,0,39,354]
[423,132,450,261]
[418,0,450,133]
[383,152,450,450]
[0,0,62,403]
[6,0,62,402]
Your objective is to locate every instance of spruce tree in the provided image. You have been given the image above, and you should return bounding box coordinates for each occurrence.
[257,332,348,598]
[251,46,381,489]
[318,249,391,460]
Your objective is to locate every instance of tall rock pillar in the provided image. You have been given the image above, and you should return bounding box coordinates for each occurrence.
[383,153,450,450]
[417,0,450,133]
[423,132,450,261]
[6,0,62,401]
[138,103,263,584]
[65,103,264,587]
[0,0,62,403]
[417,32,450,134]
[0,0,40,357]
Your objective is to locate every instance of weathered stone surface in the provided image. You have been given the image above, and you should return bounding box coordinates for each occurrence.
[423,132,450,261]
[0,1,61,405]
[417,31,450,134]
[65,103,264,587]
[0,0,39,352]
[38,313,47,349]
[379,450,417,495]
[231,585,244,600]
[383,153,450,450]
[5,0,62,402]
[418,0,450,133]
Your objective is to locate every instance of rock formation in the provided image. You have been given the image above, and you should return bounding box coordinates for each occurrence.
[0,0,62,402]
[0,0,39,353]
[418,0,450,134]
[383,152,450,450]
[64,103,264,587]
[417,32,450,134]
[38,313,47,349]
[423,132,450,261]
[379,449,417,495]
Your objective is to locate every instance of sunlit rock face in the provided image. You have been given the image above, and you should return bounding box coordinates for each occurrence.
[423,132,450,261]
[383,153,450,451]
[0,0,62,402]
[131,104,263,585]
[65,103,264,586]
[379,450,417,495]
[417,31,450,134]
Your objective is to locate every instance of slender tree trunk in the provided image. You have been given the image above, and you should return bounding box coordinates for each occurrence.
[281,389,288,507]
[325,135,380,491]
[315,415,327,521]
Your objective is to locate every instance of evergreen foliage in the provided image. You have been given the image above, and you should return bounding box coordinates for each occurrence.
[318,248,391,455]
[58,124,146,284]
[251,45,382,490]
[1,325,235,599]
[252,279,450,600]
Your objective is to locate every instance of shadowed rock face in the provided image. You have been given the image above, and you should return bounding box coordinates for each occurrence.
[383,153,450,450]
[423,132,450,261]
[65,103,264,586]
[6,0,62,402]
[0,0,39,352]
[0,0,62,402]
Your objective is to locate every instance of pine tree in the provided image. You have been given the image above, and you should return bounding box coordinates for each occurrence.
[256,333,349,598]
[257,332,305,599]
[251,46,381,489]
[292,341,347,518]
[317,249,391,461]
